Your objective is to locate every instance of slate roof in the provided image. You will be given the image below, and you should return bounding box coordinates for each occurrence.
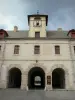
[0,30,74,40]
[7,31,28,38]
[4,30,70,39]
[47,31,69,39]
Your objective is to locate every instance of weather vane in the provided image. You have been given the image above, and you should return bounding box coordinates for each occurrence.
[37,10,39,14]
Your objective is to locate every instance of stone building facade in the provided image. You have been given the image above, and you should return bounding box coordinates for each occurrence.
[0,14,75,90]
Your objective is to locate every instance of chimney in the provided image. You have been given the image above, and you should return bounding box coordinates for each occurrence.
[14,26,18,32]
[57,28,62,31]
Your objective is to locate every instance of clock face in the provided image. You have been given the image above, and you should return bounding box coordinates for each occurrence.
[33,20,42,27]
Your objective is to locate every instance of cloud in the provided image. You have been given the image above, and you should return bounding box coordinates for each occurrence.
[0,0,75,30]
[48,8,75,30]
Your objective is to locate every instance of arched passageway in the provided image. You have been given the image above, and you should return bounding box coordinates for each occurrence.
[52,68,65,89]
[8,68,21,88]
[28,67,45,90]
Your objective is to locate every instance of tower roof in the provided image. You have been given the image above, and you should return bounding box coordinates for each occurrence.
[28,14,48,26]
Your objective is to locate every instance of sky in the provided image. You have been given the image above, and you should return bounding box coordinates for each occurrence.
[0,0,75,30]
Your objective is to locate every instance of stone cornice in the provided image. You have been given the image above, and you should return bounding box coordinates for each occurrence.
[0,59,75,61]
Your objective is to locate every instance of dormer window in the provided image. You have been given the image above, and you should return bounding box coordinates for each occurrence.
[67,29,75,38]
[0,33,3,35]
[71,32,75,37]
[0,32,4,38]
[0,29,8,38]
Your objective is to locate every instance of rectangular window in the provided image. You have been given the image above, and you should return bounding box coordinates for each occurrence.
[35,32,40,38]
[55,45,60,54]
[0,45,1,51]
[34,45,40,54]
[14,45,19,54]
[74,46,75,54]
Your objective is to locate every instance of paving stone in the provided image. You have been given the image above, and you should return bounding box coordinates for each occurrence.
[0,89,75,100]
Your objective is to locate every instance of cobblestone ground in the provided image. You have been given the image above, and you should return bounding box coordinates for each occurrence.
[0,89,75,100]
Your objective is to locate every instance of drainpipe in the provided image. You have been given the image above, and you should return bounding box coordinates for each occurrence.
[0,38,6,87]
[68,38,74,89]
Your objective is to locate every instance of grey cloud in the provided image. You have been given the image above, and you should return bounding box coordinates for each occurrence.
[0,0,75,30]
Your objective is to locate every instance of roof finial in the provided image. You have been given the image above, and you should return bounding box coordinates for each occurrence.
[37,10,39,14]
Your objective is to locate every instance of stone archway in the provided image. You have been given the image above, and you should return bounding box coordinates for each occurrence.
[8,67,21,88]
[51,64,69,89]
[26,63,46,90]
[7,64,23,88]
[52,68,65,89]
[28,67,45,89]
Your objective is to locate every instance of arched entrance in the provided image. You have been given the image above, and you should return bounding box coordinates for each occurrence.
[8,68,21,88]
[52,68,65,89]
[28,67,45,90]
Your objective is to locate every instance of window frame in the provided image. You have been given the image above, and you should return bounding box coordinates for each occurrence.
[35,32,40,38]
[74,46,75,54]
[34,45,40,54]
[0,45,1,51]
[14,45,20,55]
[55,45,60,54]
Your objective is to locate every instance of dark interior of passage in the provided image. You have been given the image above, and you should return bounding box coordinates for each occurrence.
[28,67,45,90]
[52,68,65,89]
[8,68,21,88]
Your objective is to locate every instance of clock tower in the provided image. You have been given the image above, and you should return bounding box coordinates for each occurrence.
[28,13,48,37]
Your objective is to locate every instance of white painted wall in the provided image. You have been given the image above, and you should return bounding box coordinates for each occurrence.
[0,14,74,90]
[0,39,74,90]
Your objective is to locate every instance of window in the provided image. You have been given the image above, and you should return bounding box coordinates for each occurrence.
[74,46,75,54]
[0,45,1,51]
[14,45,19,54]
[55,45,60,54]
[35,32,40,38]
[34,45,40,54]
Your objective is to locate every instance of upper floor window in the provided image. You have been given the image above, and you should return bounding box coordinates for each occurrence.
[14,45,19,54]
[55,45,60,54]
[0,45,1,51]
[34,45,40,54]
[35,32,40,38]
[74,46,75,54]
